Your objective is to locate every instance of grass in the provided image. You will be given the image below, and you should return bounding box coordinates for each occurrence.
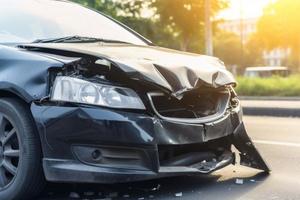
[236,75,300,96]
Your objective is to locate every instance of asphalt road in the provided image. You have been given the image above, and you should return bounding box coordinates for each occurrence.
[39,116,300,200]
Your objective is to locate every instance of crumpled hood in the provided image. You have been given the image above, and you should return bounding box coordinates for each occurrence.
[21,43,236,95]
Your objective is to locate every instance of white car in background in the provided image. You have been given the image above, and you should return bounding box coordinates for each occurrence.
[244,66,290,78]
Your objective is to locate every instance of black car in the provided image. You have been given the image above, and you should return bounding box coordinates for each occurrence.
[0,0,269,199]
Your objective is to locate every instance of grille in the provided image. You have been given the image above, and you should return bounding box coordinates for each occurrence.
[148,89,230,123]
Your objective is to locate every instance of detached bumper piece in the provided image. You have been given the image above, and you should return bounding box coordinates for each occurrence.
[233,123,271,172]
[160,150,234,174]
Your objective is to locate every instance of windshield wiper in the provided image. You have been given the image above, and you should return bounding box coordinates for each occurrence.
[32,35,132,44]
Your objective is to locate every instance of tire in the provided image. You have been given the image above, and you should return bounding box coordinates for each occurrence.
[0,98,45,200]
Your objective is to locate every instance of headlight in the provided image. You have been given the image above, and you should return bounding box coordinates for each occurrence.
[51,76,145,110]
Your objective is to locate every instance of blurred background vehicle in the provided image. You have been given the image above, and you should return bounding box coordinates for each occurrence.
[244,66,290,78]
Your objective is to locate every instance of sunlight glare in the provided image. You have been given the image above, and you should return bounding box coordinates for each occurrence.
[219,0,273,19]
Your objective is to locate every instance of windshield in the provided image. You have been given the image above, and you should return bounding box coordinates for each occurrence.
[0,0,148,45]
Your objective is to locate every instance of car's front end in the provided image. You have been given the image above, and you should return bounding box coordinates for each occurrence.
[0,1,269,199]
[24,43,269,184]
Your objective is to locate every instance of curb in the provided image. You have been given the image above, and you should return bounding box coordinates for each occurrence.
[243,107,300,117]
[240,96,300,101]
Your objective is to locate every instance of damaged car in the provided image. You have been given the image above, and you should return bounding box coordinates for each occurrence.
[0,0,270,199]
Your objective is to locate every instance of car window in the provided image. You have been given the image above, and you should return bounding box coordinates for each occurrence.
[0,0,148,45]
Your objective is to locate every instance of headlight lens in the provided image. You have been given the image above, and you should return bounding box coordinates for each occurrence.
[51,76,145,110]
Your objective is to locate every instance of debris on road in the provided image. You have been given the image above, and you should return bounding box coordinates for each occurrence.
[175,192,183,197]
[108,192,118,198]
[69,192,80,198]
[152,184,161,191]
[84,191,95,196]
[235,179,244,185]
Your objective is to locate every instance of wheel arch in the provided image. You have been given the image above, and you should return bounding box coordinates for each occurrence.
[0,84,33,104]
[0,91,46,199]
[0,87,46,162]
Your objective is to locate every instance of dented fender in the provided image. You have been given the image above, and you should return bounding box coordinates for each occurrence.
[0,45,64,101]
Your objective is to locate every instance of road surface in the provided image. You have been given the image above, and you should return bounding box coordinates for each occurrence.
[40,116,300,200]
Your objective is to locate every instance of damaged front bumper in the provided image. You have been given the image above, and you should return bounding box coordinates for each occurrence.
[31,101,269,184]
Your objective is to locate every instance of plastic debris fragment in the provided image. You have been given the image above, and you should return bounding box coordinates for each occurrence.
[235,179,244,185]
[69,192,80,199]
[175,192,183,197]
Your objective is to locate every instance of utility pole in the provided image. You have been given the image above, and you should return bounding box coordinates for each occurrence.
[240,0,244,70]
[205,0,213,56]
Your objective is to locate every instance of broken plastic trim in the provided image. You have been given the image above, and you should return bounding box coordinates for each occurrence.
[233,123,271,172]
[191,151,234,173]
[147,91,231,124]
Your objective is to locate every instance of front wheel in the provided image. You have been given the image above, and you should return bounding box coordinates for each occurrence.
[0,98,45,200]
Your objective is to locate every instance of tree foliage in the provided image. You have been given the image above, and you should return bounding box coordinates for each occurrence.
[72,0,120,18]
[255,0,300,69]
[214,31,242,66]
[213,31,263,74]
[72,0,229,53]
[151,0,228,52]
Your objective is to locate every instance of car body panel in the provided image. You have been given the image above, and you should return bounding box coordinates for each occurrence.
[20,43,236,97]
[31,102,241,183]
[30,97,269,184]
[0,43,270,184]
[0,45,64,102]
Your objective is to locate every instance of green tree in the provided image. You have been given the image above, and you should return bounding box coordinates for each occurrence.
[214,31,242,67]
[151,0,228,52]
[72,0,120,18]
[244,36,264,68]
[214,31,264,74]
[71,0,162,43]
[72,0,229,54]
[255,0,300,70]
